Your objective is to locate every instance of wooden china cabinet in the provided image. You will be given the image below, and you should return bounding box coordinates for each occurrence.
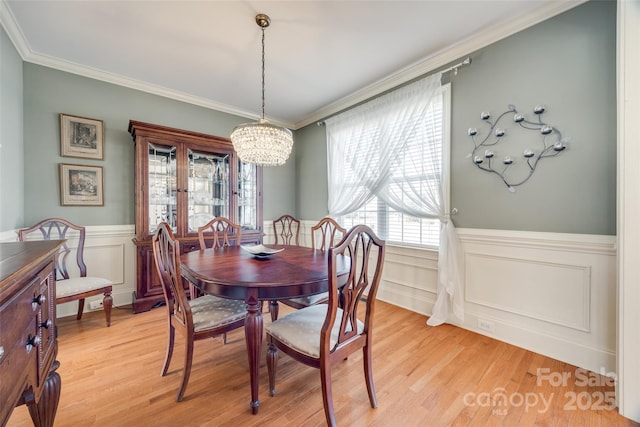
[128,121,263,313]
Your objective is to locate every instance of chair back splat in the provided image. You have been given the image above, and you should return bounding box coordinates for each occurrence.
[197,217,242,249]
[266,224,385,427]
[18,217,113,326]
[311,217,346,251]
[272,214,300,246]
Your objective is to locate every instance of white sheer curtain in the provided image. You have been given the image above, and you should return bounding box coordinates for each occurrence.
[325,72,463,326]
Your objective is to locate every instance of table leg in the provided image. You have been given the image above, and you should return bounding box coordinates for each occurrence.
[244,289,263,414]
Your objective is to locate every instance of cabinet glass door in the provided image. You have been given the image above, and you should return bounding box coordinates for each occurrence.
[148,143,177,234]
[187,149,229,233]
[237,161,258,231]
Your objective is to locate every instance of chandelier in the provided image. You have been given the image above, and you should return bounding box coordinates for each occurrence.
[231,14,293,167]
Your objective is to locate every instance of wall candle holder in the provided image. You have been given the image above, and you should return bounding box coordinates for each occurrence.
[467,104,569,192]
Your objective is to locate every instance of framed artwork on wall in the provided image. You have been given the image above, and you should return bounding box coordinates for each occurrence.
[60,163,104,206]
[60,113,104,160]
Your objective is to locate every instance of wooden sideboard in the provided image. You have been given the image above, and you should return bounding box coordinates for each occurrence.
[0,241,63,427]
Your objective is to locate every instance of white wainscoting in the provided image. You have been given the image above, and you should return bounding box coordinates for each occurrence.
[1,225,137,319]
[458,229,616,375]
[266,221,617,374]
[5,221,616,373]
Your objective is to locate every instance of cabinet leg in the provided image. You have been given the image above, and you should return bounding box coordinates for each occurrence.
[27,360,61,427]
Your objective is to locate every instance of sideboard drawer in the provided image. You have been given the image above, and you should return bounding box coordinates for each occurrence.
[0,276,40,349]
[1,241,63,427]
[0,321,38,411]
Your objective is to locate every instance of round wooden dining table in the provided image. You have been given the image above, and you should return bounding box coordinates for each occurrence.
[179,245,348,414]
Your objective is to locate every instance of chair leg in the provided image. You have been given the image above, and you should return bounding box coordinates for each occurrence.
[363,344,378,408]
[269,300,279,322]
[320,362,337,427]
[266,341,279,396]
[76,298,85,320]
[176,336,194,402]
[188,283,199,300]
[102,292,113,327]
[161,322,174,377]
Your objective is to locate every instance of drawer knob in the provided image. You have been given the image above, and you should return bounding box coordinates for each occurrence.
[26,335,41,353]
[40,319,53,329]
[0,346,4,359]
[32,294,46,309]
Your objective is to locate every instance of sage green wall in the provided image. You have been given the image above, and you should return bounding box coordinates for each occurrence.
[0,26,24,231]
[20,64,296,228]
[296,0,616,235]
[3,0,617,234]
[450,0,616,235]
[295,122,329,219]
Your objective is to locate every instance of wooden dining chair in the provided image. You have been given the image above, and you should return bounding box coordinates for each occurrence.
[193,216,243,298]
[310,217,347,252]
[272,214,300,246]
[266,224,386,427]
[151,222,247,402]
[267,214,301,318]
[269,217,347,321]
[197,216,242,249]
[18,218,113,326]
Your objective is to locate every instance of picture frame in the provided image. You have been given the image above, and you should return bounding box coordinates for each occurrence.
[60,163,104,206]
[60,113,104,160]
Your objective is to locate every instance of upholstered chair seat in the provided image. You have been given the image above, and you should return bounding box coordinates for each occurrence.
[266,305,363,358]
[189,295,246,332]
[56,277,112,298]
[18,218,113,327]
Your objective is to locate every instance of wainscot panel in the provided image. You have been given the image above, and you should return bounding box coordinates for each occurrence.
[458,228,616,375]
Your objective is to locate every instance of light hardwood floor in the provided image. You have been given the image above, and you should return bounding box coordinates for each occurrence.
[7,301,638,427]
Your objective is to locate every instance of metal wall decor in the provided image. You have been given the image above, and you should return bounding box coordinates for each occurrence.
[467,104,569,192]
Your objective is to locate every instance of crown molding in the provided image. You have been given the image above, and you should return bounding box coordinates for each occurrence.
[295,0,587,129]
[0,0,294,129]
[2,0,585,131]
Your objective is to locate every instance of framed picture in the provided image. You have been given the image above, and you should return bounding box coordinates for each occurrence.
[60,114,104,159]
[60,164,104,206]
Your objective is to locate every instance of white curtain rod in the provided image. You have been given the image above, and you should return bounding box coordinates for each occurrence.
[441,57,472,75]
[317,57,472,127]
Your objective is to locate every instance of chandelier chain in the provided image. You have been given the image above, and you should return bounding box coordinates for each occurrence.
[261,26,265,120]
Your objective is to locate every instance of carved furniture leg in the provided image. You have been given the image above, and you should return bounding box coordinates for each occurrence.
[103,292,113,326]
[268,300,279,321]
[27,360,61,427]
[244,289,263,414]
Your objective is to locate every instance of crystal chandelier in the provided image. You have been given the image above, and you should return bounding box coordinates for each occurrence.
[231,14,293,167]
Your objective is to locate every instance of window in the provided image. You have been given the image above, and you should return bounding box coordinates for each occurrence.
[328,77,450,249]
[341,199,441,248]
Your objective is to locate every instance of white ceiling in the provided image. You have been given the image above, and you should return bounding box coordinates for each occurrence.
[1,1,583,129]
